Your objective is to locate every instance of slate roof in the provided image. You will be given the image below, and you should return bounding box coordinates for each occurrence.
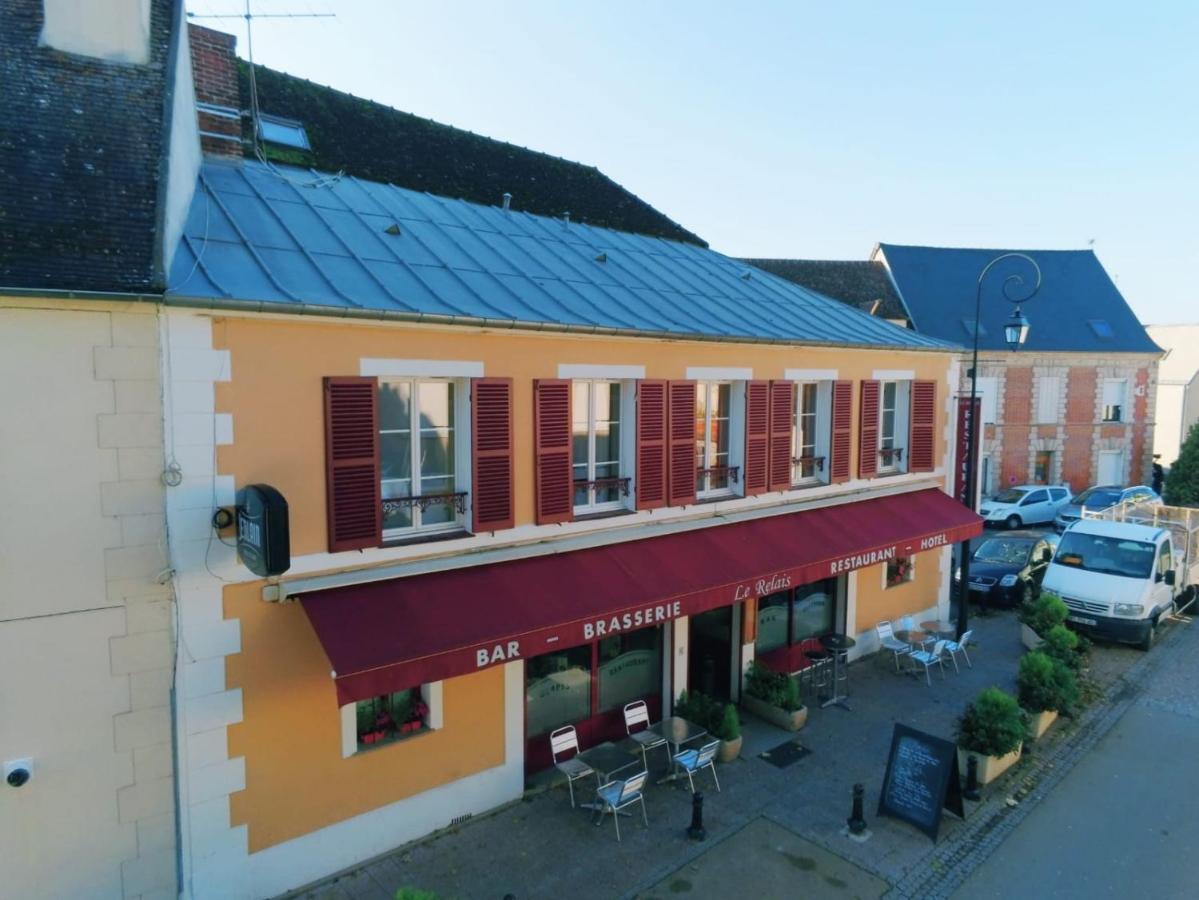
[740,259,909,321]
[878,244,1162,354]
[238,62,706,247]
[0,0,177,293]
[166,159,957,351]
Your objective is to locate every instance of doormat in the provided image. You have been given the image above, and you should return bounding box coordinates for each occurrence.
[760,740,811,769]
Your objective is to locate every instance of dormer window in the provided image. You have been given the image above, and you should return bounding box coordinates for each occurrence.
[257,113,311,150]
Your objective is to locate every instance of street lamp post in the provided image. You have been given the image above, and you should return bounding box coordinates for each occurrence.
[956,254,1043,641]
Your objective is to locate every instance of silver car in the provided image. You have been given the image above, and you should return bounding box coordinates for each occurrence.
[1054,484,1161,532]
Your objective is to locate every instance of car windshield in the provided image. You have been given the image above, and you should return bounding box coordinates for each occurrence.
[992,489,1027,504]
[974,538,1032,565]
[1054,533,1155,579]
[1073,488,1122,508]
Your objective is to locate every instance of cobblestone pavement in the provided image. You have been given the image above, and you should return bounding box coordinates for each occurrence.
[285,609,1184,900]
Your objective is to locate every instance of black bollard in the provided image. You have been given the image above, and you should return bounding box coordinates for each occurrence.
[847,783,867,835]
[687,791,707,841]
[964,755,981,801]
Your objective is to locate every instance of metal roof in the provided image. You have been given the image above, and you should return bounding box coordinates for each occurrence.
[166,160,957,351]
[877,244,1161,354]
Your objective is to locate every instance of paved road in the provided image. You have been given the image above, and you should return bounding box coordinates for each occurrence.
[953,619,1199,899]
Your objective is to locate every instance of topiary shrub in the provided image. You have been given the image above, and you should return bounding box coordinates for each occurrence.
[1019,591,1068,636]
[1165,422,1199,506]
[745,661,803,711]
[1017,650,1078,714]
[1043,624,1086,671]
[716,703,741,742]
[957,687,1027,757]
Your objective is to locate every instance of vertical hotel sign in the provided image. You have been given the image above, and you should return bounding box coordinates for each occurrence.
[955,397,981,507]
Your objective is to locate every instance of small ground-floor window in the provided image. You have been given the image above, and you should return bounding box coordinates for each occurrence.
[885,556,914,588]
[355,687,431,750]
[755,577,838,656]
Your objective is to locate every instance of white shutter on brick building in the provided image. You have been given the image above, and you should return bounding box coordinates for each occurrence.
[1036,376,1060,424]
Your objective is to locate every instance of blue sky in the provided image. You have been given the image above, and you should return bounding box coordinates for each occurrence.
[186,1,1197,324]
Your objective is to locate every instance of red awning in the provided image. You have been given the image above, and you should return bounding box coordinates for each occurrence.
[301,488,981,705]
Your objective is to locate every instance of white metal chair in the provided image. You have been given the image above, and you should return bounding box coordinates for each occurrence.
[550,725,598,808]
[875,621,913,672]
[623,700,668,770]
[672,740,721,794]
[908,639,948,686]
[593,770,649,842]
[943,630,974,671]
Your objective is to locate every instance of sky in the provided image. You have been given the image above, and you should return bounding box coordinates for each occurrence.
[185,1,1198,325]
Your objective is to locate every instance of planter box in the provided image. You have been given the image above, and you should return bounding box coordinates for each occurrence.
[1021,624,1044,651]
[717,735,742,764]
[742,694,808,732]
[958,743,1022,786]
[1028,709,1058,740]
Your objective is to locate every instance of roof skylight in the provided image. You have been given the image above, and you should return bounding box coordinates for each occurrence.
[1088,319,1114,339]
[257,113,311,150]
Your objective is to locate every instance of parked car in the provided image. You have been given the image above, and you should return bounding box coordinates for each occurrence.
[1053,484,1161,533]
[954,531,1059,607]
[979,485,1072,529]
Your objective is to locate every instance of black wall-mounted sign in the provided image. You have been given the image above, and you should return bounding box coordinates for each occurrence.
[236,484,290,577]
[877,723,964,841]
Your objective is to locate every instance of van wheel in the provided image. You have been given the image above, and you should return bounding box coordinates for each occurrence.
[1138,621,1156,652]
[1005,515,1022,530]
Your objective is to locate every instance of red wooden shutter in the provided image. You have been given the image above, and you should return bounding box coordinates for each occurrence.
[859,380,881,479]
[744,380,769,496]
[829,380,853,484]
[472,377,515,532]
[667,380,697,507]
[768,380,795,491]
[323,376,381,552]
[909,379,937,472]
[636,379,667,510]
[534,379,573,525]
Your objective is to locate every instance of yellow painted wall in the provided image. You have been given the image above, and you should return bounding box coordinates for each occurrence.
[852,549,942,629]
[211,316,953,557]
[223,581,506,852]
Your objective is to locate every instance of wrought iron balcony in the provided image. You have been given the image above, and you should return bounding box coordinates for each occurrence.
[382,492,468,516]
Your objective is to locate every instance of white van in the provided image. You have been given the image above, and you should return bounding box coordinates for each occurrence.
[1043,504,1198,650]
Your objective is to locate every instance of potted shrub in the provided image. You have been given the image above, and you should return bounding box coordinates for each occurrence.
[956,686,1028,784]
[1017,651,1077,739]
[741,661,808,731]
[676,691,742,763]
[1042,624,1088,673]
[1019,591,1068,650]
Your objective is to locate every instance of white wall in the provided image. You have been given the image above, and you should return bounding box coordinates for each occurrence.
[0,304,176,900]
[161,1,201,279]
[40,0,152,64]
[1148,324,1199,465]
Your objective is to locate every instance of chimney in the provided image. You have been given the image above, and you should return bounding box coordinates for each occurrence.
[187,24,243,157]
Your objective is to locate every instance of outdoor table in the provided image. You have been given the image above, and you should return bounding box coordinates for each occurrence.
[895,628,933,650]
[819,633,856,710]
[920,620,956,637]
[577,741,641,818]
[651,716,708,784]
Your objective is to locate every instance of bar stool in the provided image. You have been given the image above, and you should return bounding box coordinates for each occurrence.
[801,639,832,701]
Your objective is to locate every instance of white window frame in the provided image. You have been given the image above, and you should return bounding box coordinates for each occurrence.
[1036,375,1060,424]
[792,381,832,485]
[975,376,999,425]
[878,380,911,474]
[1101,378,1126,423]
[696,380,739,499]
[379,377,469,541]
[571,379,627,515]
[882,553,915,590]
[340,681,444,758]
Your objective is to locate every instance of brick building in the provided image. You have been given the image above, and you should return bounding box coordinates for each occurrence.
[751,247,1163,496]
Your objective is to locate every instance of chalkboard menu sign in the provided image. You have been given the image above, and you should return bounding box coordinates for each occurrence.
[877,724,964,841]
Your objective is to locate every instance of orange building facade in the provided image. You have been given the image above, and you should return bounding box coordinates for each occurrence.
[165,307,978,897]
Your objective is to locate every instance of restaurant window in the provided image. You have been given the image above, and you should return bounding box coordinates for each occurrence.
[755,578,838,654]
[598,629,663,713]
[792,381,832,485]
[572,381,625,514]
[885,555,914,588]
[525,644,593,739]
[1101,379,1126,423]
[1034,450,1054,484]
[695,381,734,497]
[354,688,431,751]
[879,380,910,474]
[379,379,461,539]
